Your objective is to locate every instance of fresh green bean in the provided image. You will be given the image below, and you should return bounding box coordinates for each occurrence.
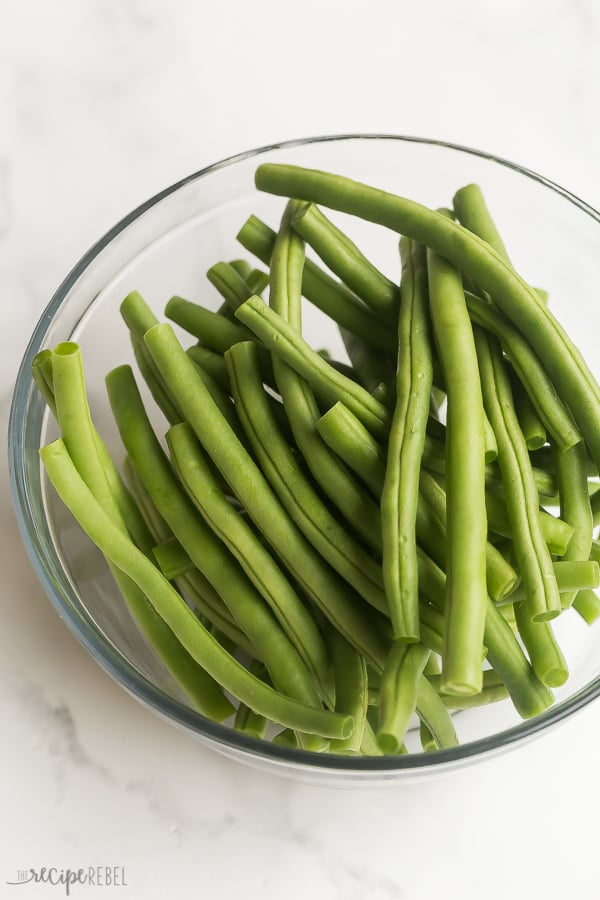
[418,470,519,603]
[573,589,600,625]
[427,670,509,708]
[514,601,568,687]
[453,183,513,263]
[33,350,158,559]
[377,642,430,754]
[381,238,432,640]
[483,411,499,463]
[510,373,547,451]
[483,488,574,556]
[235,295,390,441]
[226,341,387,614]
[427,247,488,694]
[32,350,58,416]
[291,202,399,321]
[152,537,194,580]
[328,631,368,754]
[143,323,390,673]
[316,401,386,498]
[234,660,270,739]
[555,441,593,608]
[256,163,600,471]
[339,326,396,395]
[120,293,183,424]
[236,214,397,354]
[185,345,230,390]
[41,439,353,740]
[175,569,256,657]
[106,364,329,711]
[465,291,580,452]
[165,296,253,350]
[414,676,459,749]
[504,560,600,605]
[475,328,561,621]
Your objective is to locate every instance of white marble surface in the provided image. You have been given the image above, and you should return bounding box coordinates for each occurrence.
[2,1,600,897]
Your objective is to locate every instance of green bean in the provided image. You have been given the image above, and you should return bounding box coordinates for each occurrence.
[167,421,337,706]
[591,490,600,528]
[414,676,459,749]
[465,291,580,452]
[420,720,438,752]
[267,204,385,554]
[419,656,442,751]
[165,296,253,350]
[106,364,328,712]
[505,560,599,605]
[418,602,445,657]
[256,163,600,471]
[427,247,488,694]
[152,537,194,579]
[510,373,547,451]
[33,351,158,559]
[143,323,390,674]
[123,456,172,543]
[32,350,58,416]
[453,183,513,263]
[555,441,593,608]
[291,202,399,321]
[377,642,430,754]
[51,343,233,720]
[226,341,387,614]
[41,439,353,739]
[475,328,561,621]
[234,660,270,739]
[316,401,386,498]
[120,293,183,424]
[185,345,230,390]
[175,569,257,657]
[483,411,499,463]
[427,670,509,708]
[418,470,519,603]
[573,589,600,625]
[339,326,396,395]
[272,729,299,748]
[328,631,368,754]
[360,721,385,756]
[483,488,574,556]
[381,238,432,640]
[514,600,569,687]
[236,214,397,354]
[235,295,390,441]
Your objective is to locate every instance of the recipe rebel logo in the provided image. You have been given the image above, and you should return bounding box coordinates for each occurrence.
[6,867,128,895]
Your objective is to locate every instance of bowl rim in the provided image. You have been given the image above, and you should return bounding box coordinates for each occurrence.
[8,132,600,774]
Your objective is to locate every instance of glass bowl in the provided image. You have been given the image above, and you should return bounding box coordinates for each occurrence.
[8,135,600,785]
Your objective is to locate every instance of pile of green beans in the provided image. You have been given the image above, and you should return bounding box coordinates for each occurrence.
[33,164,600,757]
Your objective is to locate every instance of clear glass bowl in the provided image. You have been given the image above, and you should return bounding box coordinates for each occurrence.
[9,135,600,784]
